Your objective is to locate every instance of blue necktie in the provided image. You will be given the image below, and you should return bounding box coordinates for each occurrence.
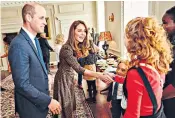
[112,82,118,100]
[34,38,47,73]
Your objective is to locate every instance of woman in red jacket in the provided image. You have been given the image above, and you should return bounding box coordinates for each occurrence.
[123,17,173,118]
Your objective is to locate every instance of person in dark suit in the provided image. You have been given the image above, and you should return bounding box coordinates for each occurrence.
[8,3,61,118]
[162,6,175,118]
[39,33,54,73]
[107,60,129,118]
[1,36,14,91]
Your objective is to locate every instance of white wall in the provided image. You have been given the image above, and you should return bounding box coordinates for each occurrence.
[124,1,149,27]
[105,1,122,56]
[96,1,105,33]
[149,1,175,23]
[54,2,97,44]
[123,1,149,59]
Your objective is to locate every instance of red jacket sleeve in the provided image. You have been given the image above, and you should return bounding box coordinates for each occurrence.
[123,69,144,118]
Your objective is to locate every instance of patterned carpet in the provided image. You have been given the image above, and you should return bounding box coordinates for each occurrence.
[1,68,94,118]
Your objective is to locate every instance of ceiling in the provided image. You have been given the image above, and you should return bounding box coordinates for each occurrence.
[1,1,65,7]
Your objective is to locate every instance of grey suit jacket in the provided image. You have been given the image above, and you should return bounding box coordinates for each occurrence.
[8,28,51,118]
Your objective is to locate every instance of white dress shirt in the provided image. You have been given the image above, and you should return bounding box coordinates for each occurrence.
[112,82,123,99]
[22,27,37,50]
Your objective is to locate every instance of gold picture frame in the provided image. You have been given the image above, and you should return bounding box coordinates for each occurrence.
[45,17,51,39]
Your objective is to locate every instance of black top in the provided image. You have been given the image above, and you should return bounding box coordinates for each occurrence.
[164,34,175,88]
[164,60,175,88]
[78,50,97,67]
[84,50,97,65]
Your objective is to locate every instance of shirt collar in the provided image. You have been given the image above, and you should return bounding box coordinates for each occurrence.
[22,26,36,40]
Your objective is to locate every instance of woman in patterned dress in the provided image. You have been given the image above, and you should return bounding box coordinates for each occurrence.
[53,20,114,118]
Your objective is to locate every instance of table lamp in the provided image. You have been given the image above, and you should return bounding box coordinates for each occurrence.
[99,31,112,58]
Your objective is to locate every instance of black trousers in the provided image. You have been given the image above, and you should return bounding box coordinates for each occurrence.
[111,99,122,118]
[163,97,175,118]
[87,80,97,93]
[78,74,83,86]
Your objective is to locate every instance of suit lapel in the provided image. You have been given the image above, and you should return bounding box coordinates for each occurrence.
[20,29,48,75]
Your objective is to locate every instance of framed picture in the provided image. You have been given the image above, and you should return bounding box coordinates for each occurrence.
[44,17,51,39]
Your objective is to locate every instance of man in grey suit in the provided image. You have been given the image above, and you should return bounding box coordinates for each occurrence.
[8,3,61,118]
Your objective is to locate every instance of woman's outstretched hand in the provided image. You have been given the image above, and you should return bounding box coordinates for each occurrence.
[104,72,116,78]
[99,73,114,84]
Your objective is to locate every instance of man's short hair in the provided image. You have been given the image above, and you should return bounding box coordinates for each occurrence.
[22,4,36,22]
[166,6,175,22]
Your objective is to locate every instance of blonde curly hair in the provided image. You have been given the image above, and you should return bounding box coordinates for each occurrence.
[55,34,64,44]
[117,59,130,73]
[125,17,173,74]
[118,59,130,69]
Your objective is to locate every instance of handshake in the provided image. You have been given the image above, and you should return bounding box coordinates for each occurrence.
[99,72,115,84]
[47,72,115,115]
[48,99,62,115]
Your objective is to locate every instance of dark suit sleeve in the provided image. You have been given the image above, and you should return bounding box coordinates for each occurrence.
[45,39,53,51]
[8,44,51,110]
[107,83,113,102]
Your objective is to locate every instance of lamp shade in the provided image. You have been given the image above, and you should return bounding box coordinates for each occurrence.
[99,31,112,41]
